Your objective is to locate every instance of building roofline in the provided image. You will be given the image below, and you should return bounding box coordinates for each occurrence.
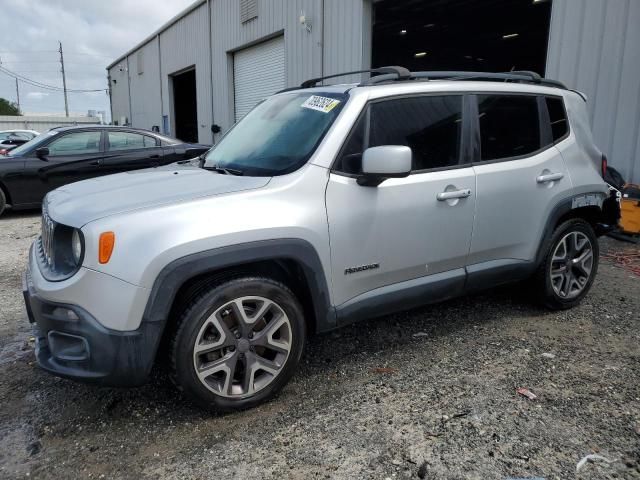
[106,0,206,70]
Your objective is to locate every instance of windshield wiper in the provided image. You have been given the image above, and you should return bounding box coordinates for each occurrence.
[203,165,244,176]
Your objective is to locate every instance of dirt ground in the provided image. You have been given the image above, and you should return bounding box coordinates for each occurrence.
[0,210,638,480]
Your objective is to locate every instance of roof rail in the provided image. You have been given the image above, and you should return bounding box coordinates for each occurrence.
[292,66,567,92]
[299,66,410,89]
[360,70,567,89]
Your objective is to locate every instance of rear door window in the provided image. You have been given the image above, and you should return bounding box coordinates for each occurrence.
[477,95,540,161]
[107,131,157,151]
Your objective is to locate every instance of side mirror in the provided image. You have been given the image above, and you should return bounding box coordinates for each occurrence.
[357,146,412,187]
[35,147,50,160]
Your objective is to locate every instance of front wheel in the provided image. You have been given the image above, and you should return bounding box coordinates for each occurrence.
[170,277,306,411]
[0,188,6,217]
[535,218,599,310]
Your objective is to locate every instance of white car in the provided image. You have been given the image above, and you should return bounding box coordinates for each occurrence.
[0,129,39,154]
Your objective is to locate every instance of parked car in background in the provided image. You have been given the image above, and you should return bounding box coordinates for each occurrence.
[0,125,210,216]
[0,129,39,155]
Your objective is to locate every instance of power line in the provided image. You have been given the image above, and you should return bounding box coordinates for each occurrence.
[65,52,114,59]
[0,65,107,93]
[0,50,112,57]
[0,50,58,53]
[0,61,106,65]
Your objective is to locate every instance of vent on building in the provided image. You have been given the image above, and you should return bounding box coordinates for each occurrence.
[137,51,144,75]
[240,0,258,23]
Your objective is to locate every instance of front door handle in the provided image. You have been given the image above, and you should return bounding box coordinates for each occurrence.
[536,172,564,183]
[89,160,101,166]
[150,154,160,159]
[437,189,472,201]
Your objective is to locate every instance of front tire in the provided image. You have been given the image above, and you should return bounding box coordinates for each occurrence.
[0,188,6,217]
[170,277,306,411]
[534,218,599,310]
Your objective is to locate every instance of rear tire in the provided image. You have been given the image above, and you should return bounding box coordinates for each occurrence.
[170,276,306,411]
[534,218,599,310]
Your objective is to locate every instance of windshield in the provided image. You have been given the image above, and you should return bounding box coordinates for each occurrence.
[203,91,347,176]
[8,130,57,156]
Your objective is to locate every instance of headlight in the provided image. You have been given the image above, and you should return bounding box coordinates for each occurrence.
[71,229,83,264]
[36,222,85,281]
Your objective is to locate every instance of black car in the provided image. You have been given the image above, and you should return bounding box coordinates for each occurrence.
[0,126,210,216]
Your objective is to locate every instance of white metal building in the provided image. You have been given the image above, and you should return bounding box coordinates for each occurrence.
[107,0,640,182]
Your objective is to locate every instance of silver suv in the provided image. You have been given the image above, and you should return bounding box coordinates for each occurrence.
[23,68,619,411]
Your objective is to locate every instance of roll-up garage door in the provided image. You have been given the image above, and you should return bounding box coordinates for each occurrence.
[233,35,285,122]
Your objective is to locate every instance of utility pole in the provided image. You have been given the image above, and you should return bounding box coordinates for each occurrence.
[15,78,20,112]
[58,41,69,117]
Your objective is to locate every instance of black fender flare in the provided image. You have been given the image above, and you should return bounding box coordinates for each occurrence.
[534,191,610,267]
[141,238,336,338]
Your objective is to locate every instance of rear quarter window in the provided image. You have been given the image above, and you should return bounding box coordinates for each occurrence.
[545,97,569,142]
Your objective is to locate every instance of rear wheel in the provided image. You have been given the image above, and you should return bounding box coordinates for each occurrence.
[170,276,306,411]
[535,219,599,309]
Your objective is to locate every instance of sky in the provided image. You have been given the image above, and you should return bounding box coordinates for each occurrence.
[0,0,195,120]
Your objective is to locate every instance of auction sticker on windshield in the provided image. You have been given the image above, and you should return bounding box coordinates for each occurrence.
[301,95,341,113]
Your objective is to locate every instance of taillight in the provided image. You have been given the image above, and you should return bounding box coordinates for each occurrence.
[601,154,608,178]
[0,149,7,155]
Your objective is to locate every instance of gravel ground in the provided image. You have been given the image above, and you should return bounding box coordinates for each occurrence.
[0,210,639,480]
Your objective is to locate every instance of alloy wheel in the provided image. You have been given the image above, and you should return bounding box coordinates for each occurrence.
[550,231,594,299]
[192,296,292,398]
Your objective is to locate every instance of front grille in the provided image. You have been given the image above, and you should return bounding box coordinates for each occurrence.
[40,202,56,270]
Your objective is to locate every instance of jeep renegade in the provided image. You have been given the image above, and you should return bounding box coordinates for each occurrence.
[23,68,618,411]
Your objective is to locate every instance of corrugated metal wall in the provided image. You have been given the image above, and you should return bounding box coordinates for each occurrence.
[210,0,329,136]
[108,60,131,126]
[323,0,372,84]
[108,0,372,143]
[128,38,162,132]
[546,0,640,183]
[159,2,213,143]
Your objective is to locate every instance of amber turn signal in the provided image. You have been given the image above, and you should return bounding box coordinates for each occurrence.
[98,232,115,264]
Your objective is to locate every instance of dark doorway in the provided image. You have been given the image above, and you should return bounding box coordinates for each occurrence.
[372,0,552,75]
[172,68,198,142]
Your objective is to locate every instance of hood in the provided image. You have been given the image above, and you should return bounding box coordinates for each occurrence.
[46,163,271,227]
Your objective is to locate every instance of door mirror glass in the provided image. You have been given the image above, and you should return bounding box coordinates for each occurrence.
[358,146,411,186]
[35,147,49,159]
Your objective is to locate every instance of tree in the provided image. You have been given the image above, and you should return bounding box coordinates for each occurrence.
[0,98,21,116]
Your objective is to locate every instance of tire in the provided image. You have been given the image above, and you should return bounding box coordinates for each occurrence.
[170,276,306,411]
[534,218,599,310]
[0,188,6,217]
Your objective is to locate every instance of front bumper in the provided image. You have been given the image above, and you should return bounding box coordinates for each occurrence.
[23,263,161,387]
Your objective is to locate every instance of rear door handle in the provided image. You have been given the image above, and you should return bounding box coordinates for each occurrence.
[89,160,102,166]
[436,189,472,201]
[150,154,160,159]
[536,172,564,183]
